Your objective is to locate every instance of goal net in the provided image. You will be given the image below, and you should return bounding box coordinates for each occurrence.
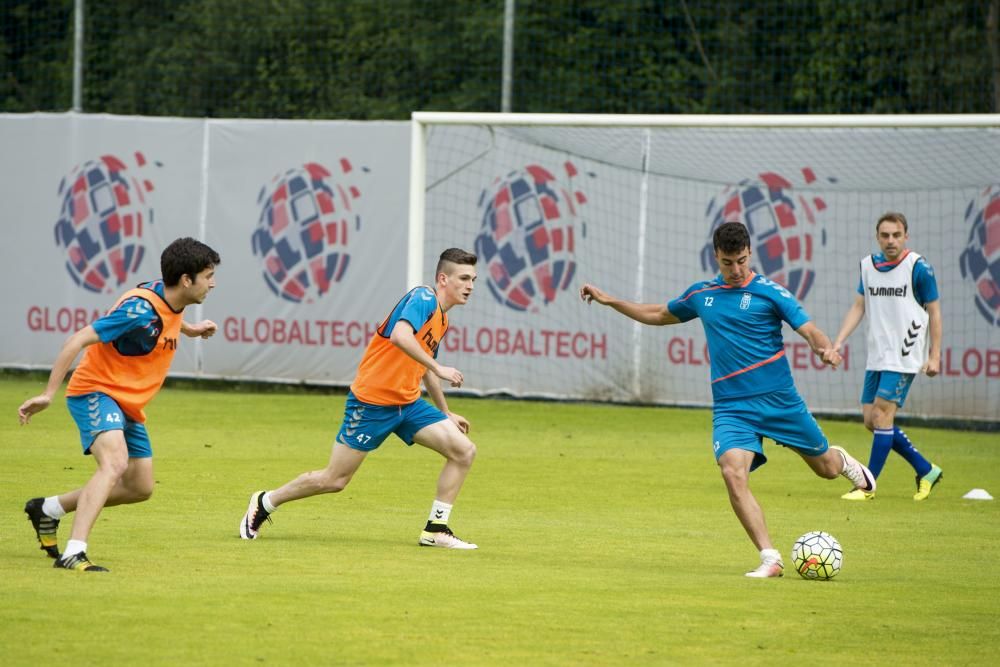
[410,112,1000,423]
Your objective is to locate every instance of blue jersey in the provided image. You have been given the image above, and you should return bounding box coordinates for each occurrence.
[856,252,938,306]
[92,281,172,355]
[668,274,810,402]
[384,286,443,359]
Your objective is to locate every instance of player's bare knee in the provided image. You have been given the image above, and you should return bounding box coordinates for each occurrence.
[870,405,894,429]
[719,463,748,490]
[131,483,154,502]
[450,438,476,467]
[100,456,130,480]
[317,471,351,494]
[462,440,477,467]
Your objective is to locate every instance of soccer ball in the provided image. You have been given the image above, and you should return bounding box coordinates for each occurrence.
[791,531,843,580]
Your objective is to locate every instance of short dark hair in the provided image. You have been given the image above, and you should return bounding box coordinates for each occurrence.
[713,221,751,254]
[161,237,221,286]
[876,211,908,233]
[436,247,477,277]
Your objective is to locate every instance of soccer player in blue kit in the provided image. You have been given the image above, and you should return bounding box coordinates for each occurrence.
[580,222,875,577]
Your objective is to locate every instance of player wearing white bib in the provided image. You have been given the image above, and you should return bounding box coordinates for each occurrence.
[833,212,943,501]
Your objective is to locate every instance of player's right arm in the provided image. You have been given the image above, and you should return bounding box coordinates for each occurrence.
[18,325,101,425]
[832,293,866,352]
[580,283,680,325]
[422,370,470,433]
[388,320,464,387]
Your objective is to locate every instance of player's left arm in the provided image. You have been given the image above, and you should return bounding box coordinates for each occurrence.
[795,321,842,368]
[915,257,942,377]
[772,285,841,368]
[923,299,942,377]
[182,319,218,339]
[423,370,470,434]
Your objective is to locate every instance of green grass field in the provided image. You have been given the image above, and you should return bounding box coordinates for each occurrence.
[2,375,998,666]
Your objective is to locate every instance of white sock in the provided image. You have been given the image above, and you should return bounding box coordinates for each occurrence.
[761,548,782,562]
[428,499,452,525]
[43,496,67,519]
[261,492,277,513]
[63,540,87,557]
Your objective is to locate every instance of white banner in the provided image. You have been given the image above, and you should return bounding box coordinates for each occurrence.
[422,125,1000,422]
[1,113,410,386]
[2,114,997,422]
[2,113,206,373]
[202,119,409,383]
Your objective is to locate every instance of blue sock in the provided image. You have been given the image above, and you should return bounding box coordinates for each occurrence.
[891,426,932,477]
[867,429,894,478]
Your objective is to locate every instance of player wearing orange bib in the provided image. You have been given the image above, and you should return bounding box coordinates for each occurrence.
[240,248,480,549]
[350,283,451,406]
[18,237,220,572]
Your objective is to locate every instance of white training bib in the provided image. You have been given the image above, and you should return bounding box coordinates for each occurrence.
[860,251,929,373]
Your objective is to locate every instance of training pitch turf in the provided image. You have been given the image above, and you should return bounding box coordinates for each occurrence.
[2,375,998,665]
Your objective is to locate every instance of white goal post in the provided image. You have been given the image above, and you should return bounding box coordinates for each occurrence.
[409,112,1000,423]
[410,112,999,287]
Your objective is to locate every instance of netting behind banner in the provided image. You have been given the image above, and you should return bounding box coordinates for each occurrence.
[2,1,994,117]
[419,118,1000,422]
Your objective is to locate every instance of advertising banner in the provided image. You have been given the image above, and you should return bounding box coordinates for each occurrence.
[421,125,1000,421]
[3,114,997,421]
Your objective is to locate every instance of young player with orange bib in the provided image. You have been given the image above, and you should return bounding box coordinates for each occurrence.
[18,237,220,572]
[239,248,480,549]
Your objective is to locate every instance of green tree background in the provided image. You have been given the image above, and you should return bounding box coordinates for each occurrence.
[2,0,996,117]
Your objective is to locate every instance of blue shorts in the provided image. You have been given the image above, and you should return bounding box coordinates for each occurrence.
[861,370,914,407]
[712,387,828,472]
[335,391,448,452]
[66,392,152,458]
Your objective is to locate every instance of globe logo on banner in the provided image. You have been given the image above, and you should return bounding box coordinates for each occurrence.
[53,153,157,294]
[959,184,1000,327]
[701,168,832,300]
[474,162,588,312]
[251,160,363,304]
